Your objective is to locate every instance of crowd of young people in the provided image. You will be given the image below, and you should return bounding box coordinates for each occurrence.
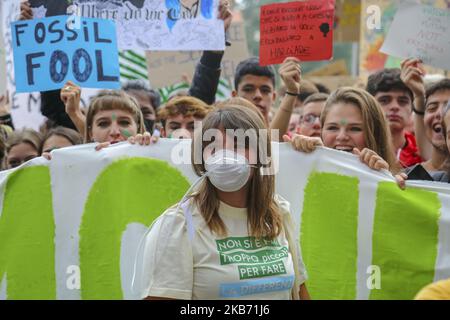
[1,0,450,300]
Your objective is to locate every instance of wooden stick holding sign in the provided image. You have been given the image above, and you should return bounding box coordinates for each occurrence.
[11,15,120,93]
[259,0,335,66]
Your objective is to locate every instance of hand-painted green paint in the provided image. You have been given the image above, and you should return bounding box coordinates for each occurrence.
[300,172,359,300]
[0,166,56,300]
[370,182,440,300]
[79,158,190,299]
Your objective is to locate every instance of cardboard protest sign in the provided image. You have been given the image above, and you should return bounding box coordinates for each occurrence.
[259,0,335,66]
[68,0,225,51]
[11,15,120,93]
[29,1,225,50]
[1,141,450,300]
[146,14,248,88]
[381,2,450,71]
[1,2,101,129]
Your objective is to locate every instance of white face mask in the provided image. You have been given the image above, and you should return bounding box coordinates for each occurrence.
[204,149,254,192]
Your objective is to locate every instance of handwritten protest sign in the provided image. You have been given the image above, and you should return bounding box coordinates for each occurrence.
[146,16,248,88]
[11,15,120,93]
[65,0,226,51]
[259,0,335,66]
[380,1,450,71]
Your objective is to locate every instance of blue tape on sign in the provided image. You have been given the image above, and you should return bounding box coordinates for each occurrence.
[219,275,295,298]
[11,15,120,93]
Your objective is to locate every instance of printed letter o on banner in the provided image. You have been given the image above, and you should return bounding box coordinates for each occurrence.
[72,49,93,82]
[50,50,69,83]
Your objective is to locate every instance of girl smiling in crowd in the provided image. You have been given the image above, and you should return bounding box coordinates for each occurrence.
[284,87,399,173]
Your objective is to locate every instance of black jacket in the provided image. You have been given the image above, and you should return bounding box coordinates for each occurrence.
[40,89,77,130]
[188,51,224,105]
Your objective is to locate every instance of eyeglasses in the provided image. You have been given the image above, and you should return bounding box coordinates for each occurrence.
[301,114,320,125]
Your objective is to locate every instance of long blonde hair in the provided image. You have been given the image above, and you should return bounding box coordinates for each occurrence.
[321,87,400,173]
[191,104,283,239]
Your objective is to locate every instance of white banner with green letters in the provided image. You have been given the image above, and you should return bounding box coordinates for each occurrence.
[1,140,449,299]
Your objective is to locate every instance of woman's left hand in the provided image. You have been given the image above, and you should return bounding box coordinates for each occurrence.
[395,172,408,190]
[353,148,389,171]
